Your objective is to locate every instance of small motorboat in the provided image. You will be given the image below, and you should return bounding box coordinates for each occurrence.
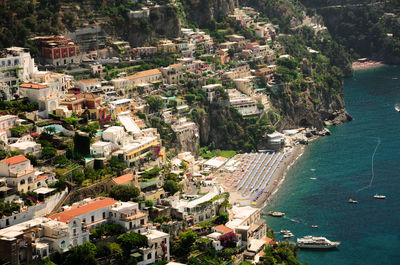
[310,168,316,172]
[348,198,358,204]
[268,211,285,217]
[280,230,291,234]
[373,194,386,199]
[395,104,400,112]
[310,177,317,180]
[283,232,294,238]
[312,225,318,228]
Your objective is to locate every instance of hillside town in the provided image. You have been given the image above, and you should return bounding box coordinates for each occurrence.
[0,3,334,265]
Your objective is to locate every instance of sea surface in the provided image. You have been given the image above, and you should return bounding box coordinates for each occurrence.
[263,65,400,265]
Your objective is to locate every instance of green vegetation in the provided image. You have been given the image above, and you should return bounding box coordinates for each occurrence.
[109,185,140,202]
[90,224,125,241]
[0,100,38,113]
[172,230,198,258]
[199,147,237,159]
[163,179,180,195]
[259,242,305,265]
[0,201,20,218]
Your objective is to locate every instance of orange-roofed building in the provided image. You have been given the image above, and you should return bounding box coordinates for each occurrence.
[0,154,37,192]
[111,68,163,91]
[48,197,150,248]
[19,82,60,118]
[106,173,139,192]
[213,224,233,235]
[59,93,107,121]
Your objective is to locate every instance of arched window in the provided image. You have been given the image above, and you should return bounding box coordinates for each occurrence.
[60,240,66,248]
[20,179,25,185]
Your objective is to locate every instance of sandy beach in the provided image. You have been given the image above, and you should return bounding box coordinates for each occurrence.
[352,60,385,70]
[215,144,307,208]
[256,144,305,209]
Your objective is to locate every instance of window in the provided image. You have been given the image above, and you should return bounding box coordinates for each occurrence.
[91,216,94,222]
[82,218,86,223]
[102,212,106,219]
[60,241,66,249]
[147,253,152,259]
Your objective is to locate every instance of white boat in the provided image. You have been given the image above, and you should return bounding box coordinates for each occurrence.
[395,104,400,112]
[283,233,294,238]
[348,198,358,204]
[268,211,285,217]
[297,236,340,249]
[310,168,316,172]
[280,230,291,234]
[311,225,318,228]
[310,177,317,180]
[373,194,386,199]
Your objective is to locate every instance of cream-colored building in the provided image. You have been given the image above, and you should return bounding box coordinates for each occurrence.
[111,69,163,90]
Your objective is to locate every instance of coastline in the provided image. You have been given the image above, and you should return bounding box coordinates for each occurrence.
[258,144,306,209]
[352,60,385,71]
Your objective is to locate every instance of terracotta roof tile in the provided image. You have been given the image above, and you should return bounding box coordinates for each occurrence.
[49,198,117,223]
[126,69,161,80]
[112,174,134,185]
[77,78,99,85]
[214,224,233,235]
[20,83,48,89]
[1,155,28,165]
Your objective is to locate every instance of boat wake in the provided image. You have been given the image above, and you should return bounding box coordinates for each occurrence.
[356,137,381,192]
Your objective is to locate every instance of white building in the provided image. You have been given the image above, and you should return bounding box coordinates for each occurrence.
[137,229,170,265]
[102,126,126,145]
[19,82,59,118]
[202,84,222,102]
[0,198,168,265]
[0,115,17,132]
[226,205,266,248]
[267,132,285,145]
[90,141,114,158]
[0,47,36,86]
[227,89,260,116]
[170,186,223,225]
[75,78,102,93]
[9,141,42,157]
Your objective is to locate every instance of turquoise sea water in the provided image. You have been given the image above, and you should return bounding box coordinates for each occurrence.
[263,65,400,265]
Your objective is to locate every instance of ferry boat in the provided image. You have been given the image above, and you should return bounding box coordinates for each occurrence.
[373,194,386,199]
[348,198,358,204]
[268,211,285,217]
[297,236,340,249]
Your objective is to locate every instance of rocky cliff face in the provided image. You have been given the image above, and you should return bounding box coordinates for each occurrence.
[181,0,238,26]
[175,131,200,156]
[272,84,352,131]
[127,5,181,46]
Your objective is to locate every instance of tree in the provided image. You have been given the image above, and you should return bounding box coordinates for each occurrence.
[145,200,154,208]
[117,231,148,257]
[42,146,57,158]
[163,180,180,195]
[64,242,98,265]
[146,96,164,113]
[34,257,56,265]
[172,230,198,257]
[108,157,127,171]
[185,93,196,104]
[110,185,140,202]
[214,212,229,225]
